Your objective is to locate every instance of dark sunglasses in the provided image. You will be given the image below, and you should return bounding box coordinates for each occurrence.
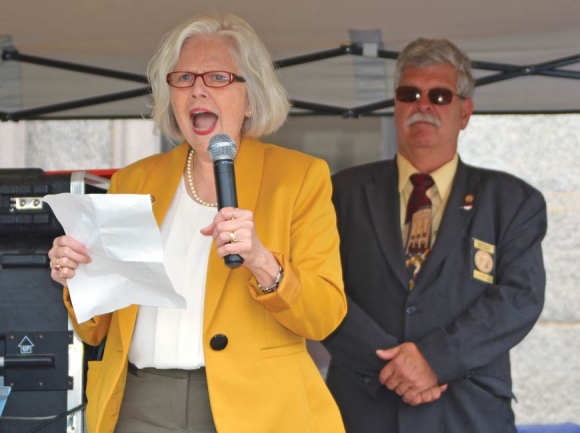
[395,86,465,105]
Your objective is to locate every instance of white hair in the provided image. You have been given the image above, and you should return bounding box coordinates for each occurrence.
[147,14,290,140]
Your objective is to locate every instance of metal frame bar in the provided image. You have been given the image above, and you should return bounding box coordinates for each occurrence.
[1,48,148,83]
[0,88,151,121]
[1,44,579,121]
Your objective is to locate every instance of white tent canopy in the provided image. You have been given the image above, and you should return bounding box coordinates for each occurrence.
[1,0,580,119]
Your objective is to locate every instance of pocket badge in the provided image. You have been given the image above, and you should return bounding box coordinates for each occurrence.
[472,238,495,283]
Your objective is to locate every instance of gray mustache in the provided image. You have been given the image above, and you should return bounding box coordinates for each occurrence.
[406,113,441,127]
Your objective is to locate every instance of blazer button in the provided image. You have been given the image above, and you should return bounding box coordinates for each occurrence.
[405,306,416,315]
[210,334,228,351]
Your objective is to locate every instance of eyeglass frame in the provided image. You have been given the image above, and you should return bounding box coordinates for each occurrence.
[395,86,466,106]
[166,71,246,89]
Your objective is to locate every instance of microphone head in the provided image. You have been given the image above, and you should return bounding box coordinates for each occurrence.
[208,134,237,161]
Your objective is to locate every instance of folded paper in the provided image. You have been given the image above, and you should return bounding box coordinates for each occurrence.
[43,193,186,323]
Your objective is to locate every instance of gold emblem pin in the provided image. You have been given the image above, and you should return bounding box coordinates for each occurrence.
[461,194,474,210]
[474,249,494,273]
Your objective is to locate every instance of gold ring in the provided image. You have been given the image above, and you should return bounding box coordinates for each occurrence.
[54,258,63,272]
[229,232,237,243]
[231,208,236,220]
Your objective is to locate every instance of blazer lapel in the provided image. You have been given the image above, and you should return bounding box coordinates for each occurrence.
[417,160,479,286]
[147,142,190,226]
[203,138,263,332]
[365,162,409,289]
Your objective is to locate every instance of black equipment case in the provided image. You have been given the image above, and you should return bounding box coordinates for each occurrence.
[0,168,109,433]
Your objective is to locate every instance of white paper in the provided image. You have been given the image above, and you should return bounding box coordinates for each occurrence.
[42,193,186,323]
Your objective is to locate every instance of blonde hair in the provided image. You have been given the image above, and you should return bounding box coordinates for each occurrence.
[394,37,475,98]
[148,14,290,140]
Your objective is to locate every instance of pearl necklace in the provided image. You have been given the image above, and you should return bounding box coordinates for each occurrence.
[187,148,217,207]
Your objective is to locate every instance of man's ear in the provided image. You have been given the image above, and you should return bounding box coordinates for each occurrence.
[460,98,474,130]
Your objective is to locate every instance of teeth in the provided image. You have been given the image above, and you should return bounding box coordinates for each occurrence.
[191,111,213,131]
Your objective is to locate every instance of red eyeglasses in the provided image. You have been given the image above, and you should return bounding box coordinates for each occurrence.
[395,86,465,105]
[166,71,246,88]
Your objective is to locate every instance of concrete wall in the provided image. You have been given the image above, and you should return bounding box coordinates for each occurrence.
[0,119,160,170]
[458,114,580,425]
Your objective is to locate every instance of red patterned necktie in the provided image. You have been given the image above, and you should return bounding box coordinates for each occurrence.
[403,173,435,289]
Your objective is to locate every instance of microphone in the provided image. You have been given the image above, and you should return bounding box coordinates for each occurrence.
[207,134,244,269]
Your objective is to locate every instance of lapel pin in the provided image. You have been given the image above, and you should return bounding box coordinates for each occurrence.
[461,194,474,211]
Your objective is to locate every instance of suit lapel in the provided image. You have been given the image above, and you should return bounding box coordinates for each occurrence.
[203,138,263,332]
[416,160,479,287]
[365,162,409,289]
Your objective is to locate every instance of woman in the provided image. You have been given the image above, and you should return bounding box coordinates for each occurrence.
[48,14,346,433]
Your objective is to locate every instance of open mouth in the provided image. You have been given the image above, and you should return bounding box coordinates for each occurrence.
[191,110,218,135]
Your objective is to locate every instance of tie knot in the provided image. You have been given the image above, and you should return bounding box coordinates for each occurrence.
[410,173,434,189]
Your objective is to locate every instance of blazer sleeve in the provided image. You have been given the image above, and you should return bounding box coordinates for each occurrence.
[417,186,547,385]
[248,158,347,341]
[64,286,112,346]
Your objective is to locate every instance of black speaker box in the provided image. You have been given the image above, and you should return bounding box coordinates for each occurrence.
[0,168,108,433]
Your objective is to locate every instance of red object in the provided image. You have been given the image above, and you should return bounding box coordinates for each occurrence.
[45,169,118,179]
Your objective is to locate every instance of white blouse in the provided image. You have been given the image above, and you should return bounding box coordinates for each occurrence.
[128,178,217,369]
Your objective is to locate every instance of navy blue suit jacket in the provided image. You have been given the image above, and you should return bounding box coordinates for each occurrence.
[324,158,547,433]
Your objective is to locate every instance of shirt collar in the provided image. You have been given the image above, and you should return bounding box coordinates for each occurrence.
[396,153,459,201]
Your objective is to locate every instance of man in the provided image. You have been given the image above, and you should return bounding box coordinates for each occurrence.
[323,38,547,433]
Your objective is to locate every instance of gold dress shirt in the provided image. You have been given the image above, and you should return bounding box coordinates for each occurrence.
[397,153,459,245]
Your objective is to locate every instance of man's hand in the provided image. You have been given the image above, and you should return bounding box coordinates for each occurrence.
[376,342,446,405]
[407,384,448,406]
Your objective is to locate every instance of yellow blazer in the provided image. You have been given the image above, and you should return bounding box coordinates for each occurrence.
[64,138,347,432]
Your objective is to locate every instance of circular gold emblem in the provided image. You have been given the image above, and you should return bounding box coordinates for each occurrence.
[474,250,494,273]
